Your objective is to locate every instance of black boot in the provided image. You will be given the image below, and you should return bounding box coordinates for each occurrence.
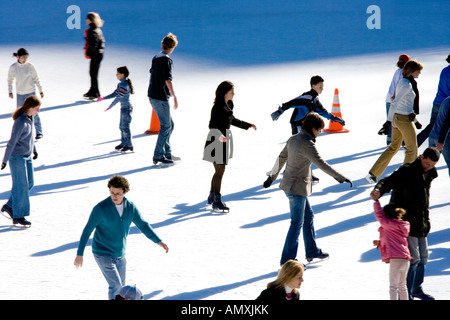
[207,191,214,205]
[1,204,13,219]
[212,194,229,213]
[13,217,31,228]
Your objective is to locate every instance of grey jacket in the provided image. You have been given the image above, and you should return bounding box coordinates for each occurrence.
[3,113,36,164]
[268,129,346,196]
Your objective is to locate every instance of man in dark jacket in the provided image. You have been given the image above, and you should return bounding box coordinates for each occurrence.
[370,147,440,300]
[148,33,179,165]
[270,75,345,135]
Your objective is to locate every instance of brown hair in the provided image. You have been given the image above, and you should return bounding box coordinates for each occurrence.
[383,204,406,220]
[107,175,130,193]
[117,66,134,94]
[402,60,423,77]
[310,75,324,87]
[302,112,325,133]
[161,33,178,52]
[13,95,41,120]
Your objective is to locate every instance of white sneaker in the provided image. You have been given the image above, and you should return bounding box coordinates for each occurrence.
[365,173,377,184]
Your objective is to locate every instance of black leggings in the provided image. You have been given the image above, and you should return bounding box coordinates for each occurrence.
[210,163,226,195]
[88,53,103,97]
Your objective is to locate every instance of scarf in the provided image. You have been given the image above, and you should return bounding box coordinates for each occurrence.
[407,75,419,114]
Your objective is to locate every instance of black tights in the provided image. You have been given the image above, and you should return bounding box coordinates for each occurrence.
[210,163,226,195]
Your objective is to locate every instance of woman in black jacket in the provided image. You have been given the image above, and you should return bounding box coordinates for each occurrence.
[84,12,105,99]
[256,260,304,301]
[203,81,256,212]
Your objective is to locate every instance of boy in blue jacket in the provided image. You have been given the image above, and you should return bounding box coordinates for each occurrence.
[74,175,168,299]
[270,75,345,135]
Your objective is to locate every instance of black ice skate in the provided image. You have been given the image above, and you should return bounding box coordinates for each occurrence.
[212,194,229,213]
[13,217,31,228]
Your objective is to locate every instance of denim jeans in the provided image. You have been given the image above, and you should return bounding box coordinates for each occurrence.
[149,98,174,159]
[417,103,440,147]
[429,136,450,177]
[280,191,320,265]
[94,254,127,300]
[407,236,428,297]
[6,154,34,219]
[385,102,392,144]
[120,107,133,147]
[17,92,42,136]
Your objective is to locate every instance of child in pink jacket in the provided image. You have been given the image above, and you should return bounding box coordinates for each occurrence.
[373,200,411,300]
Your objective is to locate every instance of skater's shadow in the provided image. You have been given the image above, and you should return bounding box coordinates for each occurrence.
[160,271,277,300]
[150,179,281,229]
[93,133,150,146]
[0,100,92,121]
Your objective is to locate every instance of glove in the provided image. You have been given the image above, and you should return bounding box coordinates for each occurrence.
[377,121,391,135]
[263,176,273,188]
[270,106,284,121]
[408,113,416,121]
[414,120,422,129]
[33,151,38,160]
[333,117,345,126]
[1,162,6,170]
[341,178,353,188]
[97,97,105,102]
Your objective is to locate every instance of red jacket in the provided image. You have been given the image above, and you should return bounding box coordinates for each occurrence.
[374,200,411,263]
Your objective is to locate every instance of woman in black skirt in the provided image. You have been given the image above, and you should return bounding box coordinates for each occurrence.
[203,81,256,212]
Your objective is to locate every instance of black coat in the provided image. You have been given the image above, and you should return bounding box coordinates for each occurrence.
[375,157,438,237]
[203,100,252,165]
[87,24,105,57]
[256,286,300,301]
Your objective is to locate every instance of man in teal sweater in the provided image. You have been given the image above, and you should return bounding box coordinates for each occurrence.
[74,175,168,299]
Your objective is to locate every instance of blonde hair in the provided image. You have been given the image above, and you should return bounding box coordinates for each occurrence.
[402,60,423,77]
[161,33,178,52]
[267,260,304,290]
[87,12,104,28]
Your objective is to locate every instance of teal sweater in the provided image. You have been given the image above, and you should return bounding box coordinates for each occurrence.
[76,196,162,257]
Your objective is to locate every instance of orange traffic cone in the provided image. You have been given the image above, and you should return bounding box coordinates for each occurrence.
[323,88,349,133]
[144,109,160,134]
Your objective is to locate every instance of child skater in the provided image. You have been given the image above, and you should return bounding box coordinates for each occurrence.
[98,66,134,152]
[373,200,411,300]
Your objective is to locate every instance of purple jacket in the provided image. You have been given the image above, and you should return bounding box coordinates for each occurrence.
[374,200,411,263]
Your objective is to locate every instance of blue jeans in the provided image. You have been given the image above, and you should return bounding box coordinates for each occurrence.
[407,236,428,297]
[280,192,320,265]
[385,102,392,144]
[17,92,42,136]
[429,136,450,177]
[6,154,34,219]
[149,98,174,159]
[417,103,440,147]
[94,254,127,300]
[120,107,133,147]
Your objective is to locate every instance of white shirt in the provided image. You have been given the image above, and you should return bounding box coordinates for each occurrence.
[387,78,416,121]
[8,62,43,95]
[385,68,403,103]
[115,203,124,218]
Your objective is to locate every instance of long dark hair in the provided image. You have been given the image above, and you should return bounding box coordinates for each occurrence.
[117,66,134,94]
[13,95,41,120]
[214,81,234,105]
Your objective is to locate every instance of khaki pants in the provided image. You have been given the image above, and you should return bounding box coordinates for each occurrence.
[370,114,417,177]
